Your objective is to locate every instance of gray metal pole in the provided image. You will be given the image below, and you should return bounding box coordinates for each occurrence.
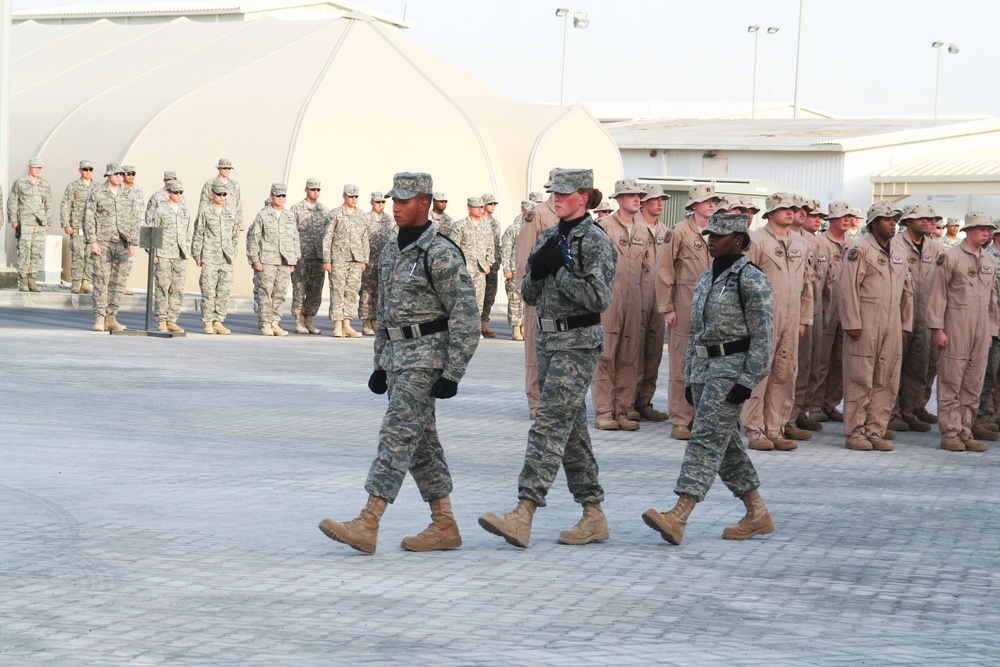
[752,30,760,120]
[934,46,943,120]
[1,0,12,260]
[559,12,569,105]
[792,0,805,119]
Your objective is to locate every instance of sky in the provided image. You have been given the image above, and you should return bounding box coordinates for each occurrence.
[13,0,1000,118]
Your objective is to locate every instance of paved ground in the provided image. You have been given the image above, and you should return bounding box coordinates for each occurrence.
[2,300,999,665]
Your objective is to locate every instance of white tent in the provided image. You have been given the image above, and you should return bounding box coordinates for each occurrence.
[5,14,622,295]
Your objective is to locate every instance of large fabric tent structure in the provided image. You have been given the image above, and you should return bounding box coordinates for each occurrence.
[4,13,621,295]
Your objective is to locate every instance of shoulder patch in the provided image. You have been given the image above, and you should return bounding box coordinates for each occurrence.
[847,248,860,261]
[936,254,946,266]
[524,210,535,222]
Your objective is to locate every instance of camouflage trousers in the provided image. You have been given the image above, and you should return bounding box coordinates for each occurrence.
[91,240,129,318]
[674,379,761,503]
[978,338,1000,419]
[365,368,453,503]
[291,258,324,318]
[518,339,604,507]
[482,268,498,322]
[154,258,186,322]
[16,224,45,278]
[328,260,363,320]
[255,264,291,324]
[199,261,233,324]
[504,277,523,327]
[470,270,486,319]
[358,263,380,321]
[69,232,92,282]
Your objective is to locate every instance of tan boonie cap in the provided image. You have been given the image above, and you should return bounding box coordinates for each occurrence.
[715,195,743,212]
[703,212,750,236]
[387,172,433,200]
[740,195,760,213]
[79,160,93,170]
[962,210,996,232]
[217,158,234,169]
[686,184,720,209]
[529,191,544,203]
[211,179,229,194]
[548,169,594,194]
[805,199,827,217]
[827,201,852,219]
[640,183,671,202]
[791,193,807,209]
[370,191,386,202]
[763,192,796,217]
[481,193,498,205]
[343,184,359,196]
[612,179,644,198]
[543,167,562,189]
[28,157,43,168]
[899,203,941,222]
[850,207,864,219]
[593,199,615,212]
[105,161,124,176]
[866,202,901,225]
[166,180,184,193]
[163,170,177,180]
[271,182,288,196]
[432,191,447,201]
[467,196,485,207]
[305,178,321,189]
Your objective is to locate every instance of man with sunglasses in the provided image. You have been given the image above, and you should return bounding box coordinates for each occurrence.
[360,191,397,336]
[146,170,184,227]
[247,183,300,336]
[289,179,329,335]
[120,165,144,295]
[7,157,52,293]
[151,180,190,333]
[191,181,238,334]
[199,158,243,231]
[322,184,370,338]
[60,160,98,294]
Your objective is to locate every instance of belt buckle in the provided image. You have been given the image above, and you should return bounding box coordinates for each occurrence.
[695,346,709,359]
[538,317,558,333]
[386,327,405,341]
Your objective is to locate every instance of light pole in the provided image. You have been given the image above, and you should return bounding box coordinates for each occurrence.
[748,25,779,120]
[1,0,11,263]
[932,41,959,120]
[556,7,589,105]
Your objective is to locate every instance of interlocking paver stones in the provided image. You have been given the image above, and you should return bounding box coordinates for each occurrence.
[0,305,999,665]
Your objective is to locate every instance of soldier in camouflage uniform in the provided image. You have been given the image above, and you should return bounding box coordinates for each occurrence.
[977,225,1000,432]
[319,172,480,555]
[191,182,238,335]
[359,191,397,335]
[121,165,144,294]
[7,157,53,292]
[500,200,534,340]
[643,213,776,545]
[199,158,243,230]
[151,180,190,333]
[480,192,502,338]
[289,179,329,335]
[447,196,494,333]
[429,192,454,236]
[479,169,616,549]
[146,170,185,228]
[247,183,300,337]
[322,184,370,338]
[82,162,138,332]
[61,160,97,293]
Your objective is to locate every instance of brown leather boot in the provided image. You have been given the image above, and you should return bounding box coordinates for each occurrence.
[294,314,308,334]
[826,407,844,422]
[887,417,910,431]
[400,496,462,552]
[971,421,999,441]
[105,315,126,331]
[481,321,497,338]
[304,316,321,335]
[81,280,94,294]
[512,325,524,341]
[343,319,362,338]
[846,436,873,451]
[918,409,938,424]
[93,316,105,332]
[642,495,695,545]
[722,490,775,540]
[478,499,537,548]
[157,320,170,332]
[796,415,823,431]
[902,416,932,433]
[557,503,609,545]
[868,434,894,452]
[318,495,388,554]
[772,438,799,451]
[808,410,829,423]
[595,417,620,431]
[71,280,82,294]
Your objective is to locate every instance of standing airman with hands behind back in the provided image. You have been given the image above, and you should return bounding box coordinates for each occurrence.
[7,157,52,292]
[61,160,97,294]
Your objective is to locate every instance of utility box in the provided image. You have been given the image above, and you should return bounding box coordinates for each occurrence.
[40,235,63,284]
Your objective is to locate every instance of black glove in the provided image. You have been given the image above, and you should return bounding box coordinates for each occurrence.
[530,256,550,281]
[543,235,566,275]
[725,383,753,405]
[430,377,459,399]
[684,386,694,406]
[368,370,388,395]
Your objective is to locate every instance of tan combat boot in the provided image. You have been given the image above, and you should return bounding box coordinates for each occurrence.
[722,490,775,540]
[845,436,873,451]
[260,322,274,336]
[27,274,41,292]
[331,319,344,337]
[783,426,811,441]
[940,436,965,452]
[639,405,669,422]
[961,437,989,453]
[557,503,609,545]
[748,438,774,451]
[796,414,823,431]
[166,321,184,333]
[157,320,169,333]
[318,495,388,554]
[882,429,896,440]
[272,321,289,337]
[362,318,376,336]
[887,417,910,432]
[18,274,28,292]
[595,417,619,431]
[868,434,894,452]
[304,316,321,335]
[93,316,105,332]
[772,438,798,451]
[478,499,537,548]
[671,424,692,440]
[105,315,126,331]
[642,494,696,545]
[902,416,932,433]
[971,420,999,441]
[343,319,362,338]
[808,410,829,423]
[617,417,640,431]
[81,280,94,294]
[481,321,497,338]
[203,322,216,335]
[826,407,844,422]
[294,314,308,334]
[212,321,231,335]
[918,409,938,424]
[400,496,462,552]
[71,280,82,294]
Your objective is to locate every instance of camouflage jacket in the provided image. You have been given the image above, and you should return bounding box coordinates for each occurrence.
[374,225,480,381]
[289,199,330,261]
[199,178,243,230]
[60,179,97,231]
[7,175,52,227]
[685,256,775,388]
[521,216,616,351]
[484,215,502,270]
[448,216,494,273]
[191,204,237,265]
[500,215,523,274]
[83,184,138,244]
[430,211,454,237]
[153,202,191,260]
[247,206,300,266]
[146,189,188,227]
[124,185,144,226]
[322,205,370,263]
[366,210,397,265]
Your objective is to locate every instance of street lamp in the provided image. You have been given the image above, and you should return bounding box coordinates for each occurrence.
[556,7,589,105]
[931,40,959,120]
[748,25,779,120]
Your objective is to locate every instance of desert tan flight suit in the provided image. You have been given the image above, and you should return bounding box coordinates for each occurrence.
[634,213,668,412]
[810,231,848,416]
[926,244,999,439]
[656,216,710,428]
[592,211,645,421]
[741,225,813,441]
[839,235,913,440]
[890,232,943,422]
[514,196,558,412]
[790,229,822,425]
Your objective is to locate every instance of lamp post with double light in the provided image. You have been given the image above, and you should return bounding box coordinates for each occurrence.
[556,7,590,105]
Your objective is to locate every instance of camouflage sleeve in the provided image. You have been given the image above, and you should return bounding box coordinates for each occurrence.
[520,232,548,306]
[60,184,73,229]
[360,221,370,265]
[44,184,52,224]
[125,193,140,244]
[199,182,212,212]
[82,189,97,242]
[146,194,159,227]
[191,212,204,261]
[246,213,263,265]
[552,228,616,314]
[431,239,481,382]
[991,262,1000,337]
[291,219,301,265]
[739,267,775,389]
[500,225,516,272]
[6,181,16,226]
[373,252,388,371]
[684,272,709,385]
[321,213,335,263]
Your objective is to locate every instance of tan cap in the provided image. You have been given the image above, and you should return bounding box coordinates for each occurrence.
[640,183,671,202]
[763,192,796,217]
[962,210,996,232]
[866,202,901,225]
[850,207,864,219]
[899,203,941,222]
[827,201,852,219]
[685,184,720,209]
[740,195,760,213]
[715,195,744,212]
[612,179,644,198]
[791,193,807,209]
[593,199,615,212]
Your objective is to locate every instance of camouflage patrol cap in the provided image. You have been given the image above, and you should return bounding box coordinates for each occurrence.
[163,170,177,180]
[543,167,562,189]
[686,184,720,209]
[547,169,594,194]
[715,195,743,212]
[123,165,136,174]
[370,191,387,202]
[432,191,447,201]
[79,160,93,170]
[763,192,796,217]
[962,210,996,232]
[866,201,901,225]
[305,178,321,189]
[899,203,941,222]
[105,161,124,176]
[271,182,288,196]
[342,184,359,197]
[850,207,864,219]
[612,179,644,198]
[387,172,433,200]
[28,157,43,168]
[467,196,485,207]
[593,199,615,213]
[481,193,498,205]
[520,200,536,210]
[640,183,671,202]
[946,218,960,227]
[211,179,229,194]
[529,191,544,203]
[703,213,750,237]
[805,199,827,217]
[741,195,761,214]
[166,180,183,193]
[827,201,852,219]
[216,158,234,169]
